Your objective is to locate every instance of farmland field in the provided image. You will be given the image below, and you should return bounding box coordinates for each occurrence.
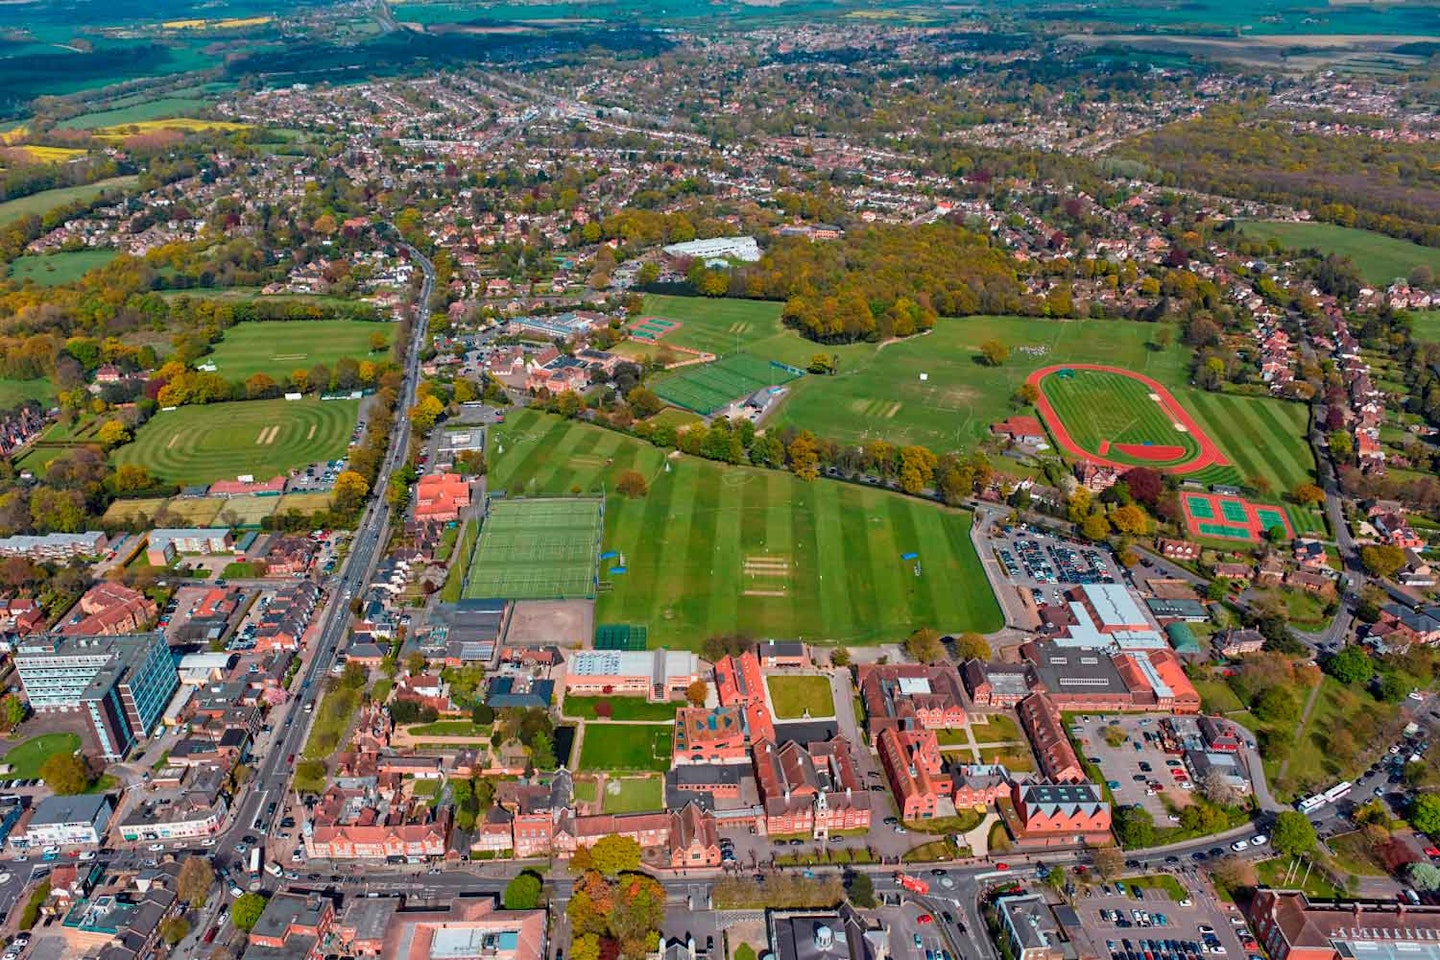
[0,176,138,228]
[203,319,393,381]
[113,397,359,486]
[58,97,213,130]
[488,409,1003,647]
[1411,311,1440,344]
[91,117,252,140]
[639,294,786,356]
[7,250,117,286]
[1239,221,1440,287]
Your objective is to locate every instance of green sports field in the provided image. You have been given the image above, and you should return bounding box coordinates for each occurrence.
[1239,221,1440,287]
[577,724,672,773]
[639,294,786,356]
[203,320,393,381]
[1040,368,1201,468]
[7,250,118,286]
[771,316,1192,453]
[1181,390,1318,504]
[651,352,802,415]
[113,397,359,485]
[460,498,603,600]
[488,409,1003,647]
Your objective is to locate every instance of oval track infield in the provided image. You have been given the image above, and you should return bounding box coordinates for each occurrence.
[1028,364,1229,475]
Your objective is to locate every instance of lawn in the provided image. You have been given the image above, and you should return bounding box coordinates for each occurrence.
[7,250,118,286]
[601,775,664,813]
[1254,856,1345,898]
[766,675,836,719]
[1410,311,1440,344]
[1240,221,1440,287]
[972,713,1021,743]
[577,723,672,772]
[488,409,1003,648]
[978,745,1035,772]
[1326,830,1389,877]
[1,733,80,778]
[404,721,492,738]
[638,294,786,356]
[112,396,359,486]
[0,176,138,228]
[203,320,392,381]
[1193,678,1245,712]
[561,697,679,721]
[0,377,55,410]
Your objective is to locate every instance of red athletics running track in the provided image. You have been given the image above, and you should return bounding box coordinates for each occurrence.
[1026,363,1230,475]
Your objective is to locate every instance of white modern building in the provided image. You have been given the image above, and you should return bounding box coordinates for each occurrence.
[20,794,113,847]
[661,236,762,263]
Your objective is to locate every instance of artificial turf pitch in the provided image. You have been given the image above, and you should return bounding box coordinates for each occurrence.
[460,497,604,600]
[487,408,1003,647]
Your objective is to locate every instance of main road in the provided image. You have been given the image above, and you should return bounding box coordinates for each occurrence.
[218,238,435,869]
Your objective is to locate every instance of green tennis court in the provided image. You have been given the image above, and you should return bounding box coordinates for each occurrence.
[1183,491,1294,543]
[1220,499,1248,524]
[1185,494,1215,519]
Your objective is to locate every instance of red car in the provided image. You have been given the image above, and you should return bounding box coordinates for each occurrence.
[1426,847,1440,859]
[917,915,933,925]
[995,863,1010,871]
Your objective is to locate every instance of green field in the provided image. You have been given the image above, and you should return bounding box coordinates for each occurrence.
[1182,390,1318,506]
[488,409,1003,647]
[113,396,359,486]
[577,723,672,772]
[601,775,664,813]
[1,733,80,778]
[652,352,802,415]
[203,319,392,381]
[0,176,138,228]
[1411,311,1440,344]
[59,97,212,130]
[1240,221,1440,287]
[771,316,1193,454]
[766,675,836,719]
[639,294,786,356]
[1040,368,1201,468]
[460,498,603,600]
[0,377,55,410]
[7,250,118,286]
[561,697,679,721]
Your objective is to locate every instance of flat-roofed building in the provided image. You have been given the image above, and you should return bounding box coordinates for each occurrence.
[563,649,700,702]
[375,898,546,960]
[20,794,113,847]
[1247,891,1440,960]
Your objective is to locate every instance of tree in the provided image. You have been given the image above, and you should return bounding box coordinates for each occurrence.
[369,331,389,353]
[0,694,25,731]
[1110,504,1151,536]
[1271,811,1318,858]
[1329,430,1353,460]
[530,731,556,771]
[40,752,91,795]
[1361,545,1406,579]
[1113,805,1154,847]
[831,647,851,667]
[1326,645,1373,685]
[96,419,130,446]
[159,916,190,946]
[1092,846,1125,879]
[1213,855,1257,891]
[1254,685,1300,724]
[954,633,990,662]
[1414,794,1440,837]
[178,857,215,907]
[1411,863,1440,892]
[685,679,708,707]
[1292,482,1326,506]
[231,892,268,932]
[589,834,642,875]
[787,431,820,482]
[571,933,602,960]
[627,387,663,418]
[904,628,945,663]
[979,339,1010,366]
[504,871,544,909]
[616,470,649,499]
[333,470,370,511]
[1081,513,1112,541]
[1016,382,1040,405]
[897,445,939,495]
[847,870,876,907]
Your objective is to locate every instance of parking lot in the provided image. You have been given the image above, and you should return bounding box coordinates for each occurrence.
[1077,880,1256,960]
[991,525,1120,591]
[1072,715,1189,822]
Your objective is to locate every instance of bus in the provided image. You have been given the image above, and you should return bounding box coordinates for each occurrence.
[1323,781,1353,804]
[248,847,262,879]
[1297,794,1326,814]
